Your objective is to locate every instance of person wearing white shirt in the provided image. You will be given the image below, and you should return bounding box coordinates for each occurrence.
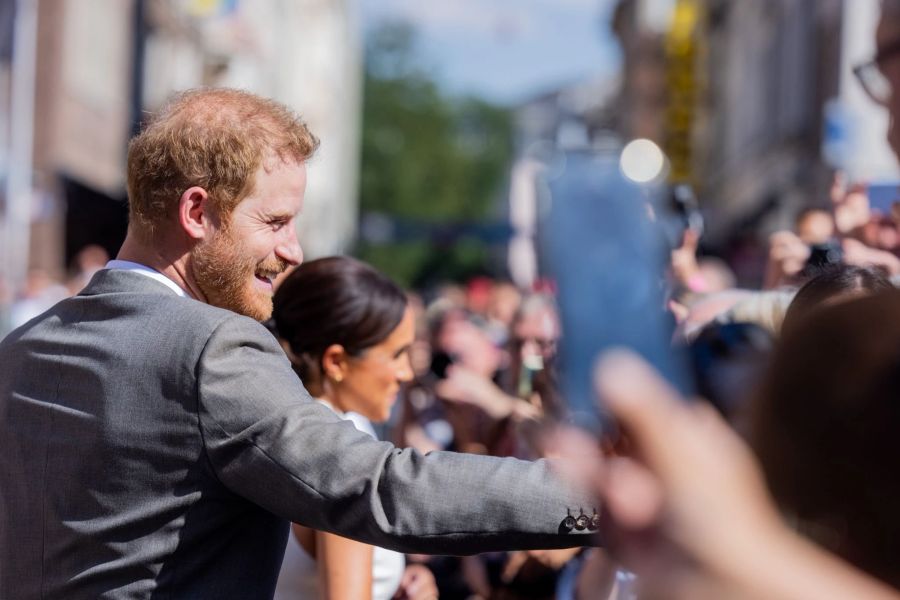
[271,256,438,600]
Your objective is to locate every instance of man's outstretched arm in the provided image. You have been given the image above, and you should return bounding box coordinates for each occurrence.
[196,315,598,555]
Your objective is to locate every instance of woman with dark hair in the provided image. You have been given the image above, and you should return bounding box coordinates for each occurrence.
[270,256,437,600]
[781,264,893,334]
[752,289,900,589]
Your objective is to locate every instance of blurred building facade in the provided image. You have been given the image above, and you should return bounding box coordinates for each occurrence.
[512,76,621,155]
[506,76,620,288]
[613,0,845,256]
[1,0,362,288]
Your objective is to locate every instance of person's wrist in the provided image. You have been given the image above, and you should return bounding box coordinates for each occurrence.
[481,389,516,420]
[688,496,792,597]
[710,517,895,600]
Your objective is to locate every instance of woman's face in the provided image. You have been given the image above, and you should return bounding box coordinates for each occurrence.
[335,306,416,422]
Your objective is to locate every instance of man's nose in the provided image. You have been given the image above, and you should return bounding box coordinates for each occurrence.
[277,227,303,266]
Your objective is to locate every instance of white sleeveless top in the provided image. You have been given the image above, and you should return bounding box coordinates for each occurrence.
[273,406,406,600]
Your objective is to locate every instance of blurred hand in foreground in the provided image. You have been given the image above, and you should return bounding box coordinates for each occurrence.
[551,350,900,600]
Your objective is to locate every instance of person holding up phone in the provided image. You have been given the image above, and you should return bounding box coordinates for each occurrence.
[552,348,899,600]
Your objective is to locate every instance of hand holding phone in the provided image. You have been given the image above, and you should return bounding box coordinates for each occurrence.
[540,151,690,434]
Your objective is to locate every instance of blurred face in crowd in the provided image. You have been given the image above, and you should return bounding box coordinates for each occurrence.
[795,210,835,246]
[466,278,493,315]
[877,13,900,158]
[438,312,504,377]
[487,283,522,328]
[192,159,306,321]
[863,215,900,250]
[513,305,560,370]
[333,306,416,422]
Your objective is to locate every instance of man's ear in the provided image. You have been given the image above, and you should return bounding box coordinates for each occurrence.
[178,186,218,240]
[321,343,349,382]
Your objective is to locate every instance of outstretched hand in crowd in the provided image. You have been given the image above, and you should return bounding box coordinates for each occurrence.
[550,350,900,600]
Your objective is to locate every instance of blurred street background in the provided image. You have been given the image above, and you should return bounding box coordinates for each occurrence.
[0,0,895,329]
[6,3,900,598]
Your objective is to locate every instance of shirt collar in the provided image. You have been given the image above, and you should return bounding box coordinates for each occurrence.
[105,260,188,298]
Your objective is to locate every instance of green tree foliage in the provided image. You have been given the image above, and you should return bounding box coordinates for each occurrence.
[357,21,514,288]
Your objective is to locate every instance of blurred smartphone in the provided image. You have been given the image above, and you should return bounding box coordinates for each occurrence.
[539,150,691,435]
[867,182,900,215]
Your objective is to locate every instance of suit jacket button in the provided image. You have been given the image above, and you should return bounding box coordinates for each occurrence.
[574,514,589,531]
[561,515,576,531]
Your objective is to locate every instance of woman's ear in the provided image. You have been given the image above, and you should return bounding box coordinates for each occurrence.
[321,344,349,383]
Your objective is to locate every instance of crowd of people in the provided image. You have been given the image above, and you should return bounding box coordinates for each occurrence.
[5,2,900,599]
[0,244,111,333]
[256,230,900,600]
[3,192,898,598]
[3,110,900,600]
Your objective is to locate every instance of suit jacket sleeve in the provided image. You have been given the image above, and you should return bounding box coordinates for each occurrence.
[196,316,597,555]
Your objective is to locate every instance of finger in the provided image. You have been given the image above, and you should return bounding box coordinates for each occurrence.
[593,350,688,478]
[405,572,436,599]
[404,579,423,596]
[544,425,605,493]
[690,400,728,431]
[411,588,439,600]
[403,565,423,584]
[603,456,664,530]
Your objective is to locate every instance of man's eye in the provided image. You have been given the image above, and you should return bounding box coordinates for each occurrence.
[270,220,287,231]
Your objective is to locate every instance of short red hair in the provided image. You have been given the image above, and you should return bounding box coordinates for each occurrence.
[126,88,319,241]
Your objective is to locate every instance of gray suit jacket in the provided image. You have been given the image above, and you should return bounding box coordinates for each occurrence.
[0,269,595,599]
